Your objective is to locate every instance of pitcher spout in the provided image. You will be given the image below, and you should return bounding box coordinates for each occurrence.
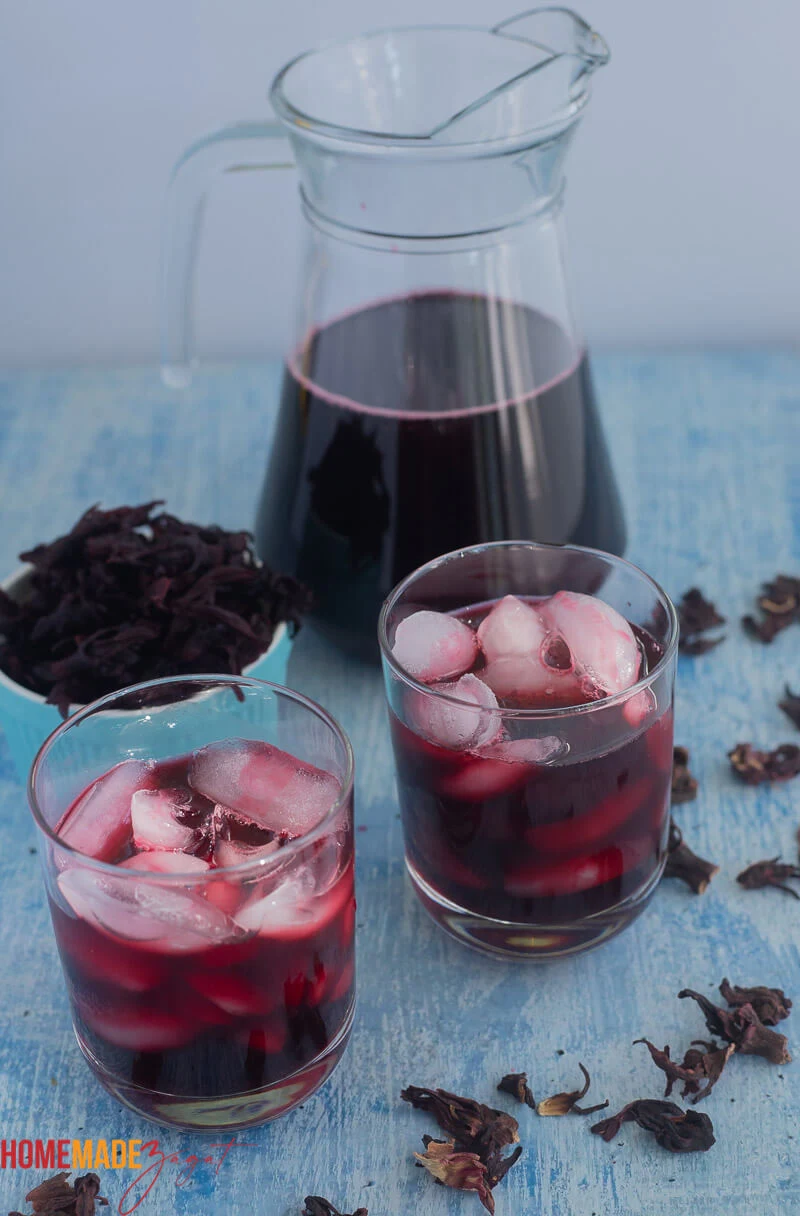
[428,6,608,145]
[492,7,609,74]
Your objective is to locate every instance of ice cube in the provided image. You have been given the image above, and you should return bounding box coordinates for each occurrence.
[120,851,210,874]
[437,735,564,801]
[58,915,164,992]
[438,754,533,801]
[406,673,501,751]
[58,866,236,952]
[478,736,568,764]
[479,656,581,706]
[131,788,200,853]
[391,610,478,683]
[305,832,345,895]
[542,591,640,696]
[476,595,548,661]
[79,1001,193,1051]
[525,776,651,853]
[189,740,340,838]
[234,863,352,942]
[505,836,650,898]
[213,835,282,869]
[203,875,243,916]
[189,971,274,1017]
[234,871,317,938]
[622,687,657,729]
[57,760,154,861]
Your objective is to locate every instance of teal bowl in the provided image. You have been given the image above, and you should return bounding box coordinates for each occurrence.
[0,567,295,784]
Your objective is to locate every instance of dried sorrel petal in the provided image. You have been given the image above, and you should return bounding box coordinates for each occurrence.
[677,589,726,655]
[779,686,800,731]
[743,574,800,644]
[23,1171,77,1213]
[73,1175,107,1216]
[0,502,311,715]
[663,821,718,894]
[635,1038,734,1103]
[302,1200,368,1216]
[535,1063,608,1116]
[400,1086,521,1191]
[719,979,792,1025]
[728,742,800,785]
[415,1138,494,1214]
[488,1145,523,1189]
[671,746,698,804]
[678,989,792,1063]
[737,857,800,899]
[591,1099,715,1153]
[12,1171,108,1215]
[497,1072,535,1109]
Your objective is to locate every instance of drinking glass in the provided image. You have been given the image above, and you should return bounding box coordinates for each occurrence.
[379,542,678,959]
[29,675,355,1130]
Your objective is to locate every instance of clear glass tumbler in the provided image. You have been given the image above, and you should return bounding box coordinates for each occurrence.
[379,542,678,960]
[28,675,355,1130]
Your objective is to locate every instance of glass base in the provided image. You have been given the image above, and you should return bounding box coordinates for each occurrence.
[74,1001,356,1132]
[407,859,665,960]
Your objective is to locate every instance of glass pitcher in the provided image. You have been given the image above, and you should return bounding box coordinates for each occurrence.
[162,8,625,657]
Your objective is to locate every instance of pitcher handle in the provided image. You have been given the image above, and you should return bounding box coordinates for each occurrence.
[160,122,292,388]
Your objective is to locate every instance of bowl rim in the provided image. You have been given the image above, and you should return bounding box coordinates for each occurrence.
[0,564,289,711]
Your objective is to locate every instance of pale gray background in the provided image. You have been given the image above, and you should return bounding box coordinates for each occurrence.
[1,0,799,367]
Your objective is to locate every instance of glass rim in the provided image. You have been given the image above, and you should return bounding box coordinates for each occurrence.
[28,673,355,884]
[377,539,680,720]
[269,17,598,151]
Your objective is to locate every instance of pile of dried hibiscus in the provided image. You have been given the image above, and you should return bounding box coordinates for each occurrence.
[0,502,310,714]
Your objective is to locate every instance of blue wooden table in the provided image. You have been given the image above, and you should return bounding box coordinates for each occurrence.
[0,353,798,1216]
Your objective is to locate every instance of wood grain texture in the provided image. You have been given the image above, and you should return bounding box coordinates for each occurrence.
[0,353,798,1215]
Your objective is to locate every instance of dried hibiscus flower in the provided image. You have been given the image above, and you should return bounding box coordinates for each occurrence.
[728,742,800,785]
[0,502,310,715]
[671,746,698,804]
[635,1038,734,1104]
[663,821,718,894]
[677,589,726,655]
[535,1064,608,1117]
[415,1138,494,1214]
[737,858,800,900]
[591,1099,715,1153]
[743,574,800,643]
[401,1086,522,1192]
[779,686,800,731]
[497,1073,535,1109]
[9,1171,107,1215]
[678,989,791,1064]
[302,1200,368,1216]
[719,979,792,1026]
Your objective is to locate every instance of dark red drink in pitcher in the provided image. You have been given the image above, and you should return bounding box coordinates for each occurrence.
[380,542,678,959]
[256,293,624,653]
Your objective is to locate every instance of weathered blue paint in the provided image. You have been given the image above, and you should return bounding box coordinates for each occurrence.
[0,353,798,1215]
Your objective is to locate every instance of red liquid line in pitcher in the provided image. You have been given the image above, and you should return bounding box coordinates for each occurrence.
[286,288,584,420]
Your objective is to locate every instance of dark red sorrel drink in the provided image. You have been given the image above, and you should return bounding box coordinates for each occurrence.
[256,292,625,654]
[48,738,355,1129]
[381,548,678,959]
